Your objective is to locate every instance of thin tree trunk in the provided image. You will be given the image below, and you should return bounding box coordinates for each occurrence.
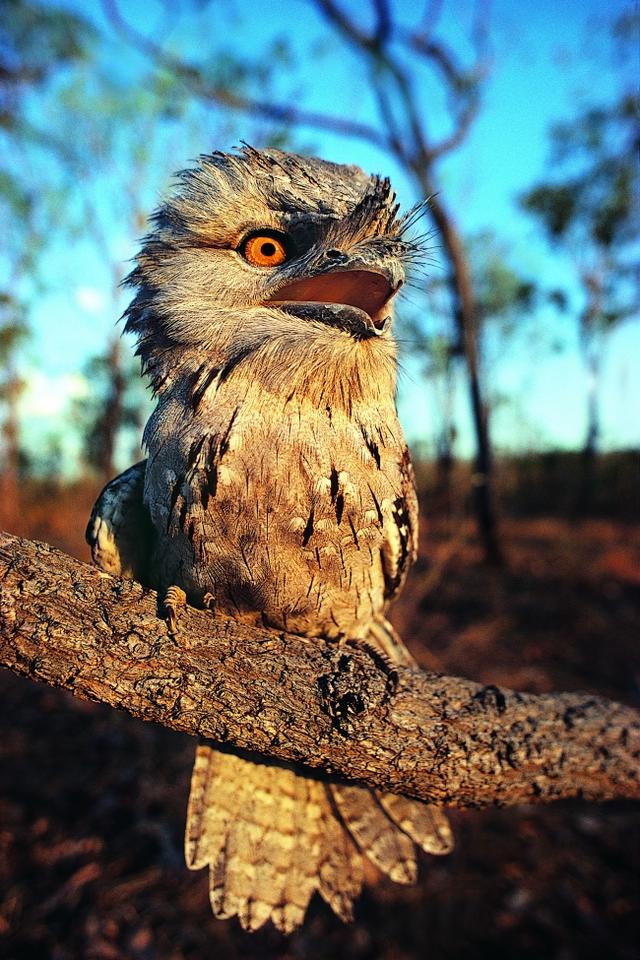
[577,270,604,515]
[0,370,22,531]
[96,336,125,482]
[578,351,600,515]
[423,190,503,564]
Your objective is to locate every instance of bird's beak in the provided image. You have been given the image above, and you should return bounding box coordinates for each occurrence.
[266,263,403,338]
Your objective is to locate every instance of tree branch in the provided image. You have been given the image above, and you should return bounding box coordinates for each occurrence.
[100,0,390,150]
[0,531,638,807]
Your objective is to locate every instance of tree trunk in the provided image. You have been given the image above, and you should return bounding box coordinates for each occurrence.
[0,370,22,531]
[577,269,604,516]
[578,351,600,515]
[423,190,503,564]
[95,336,125,482]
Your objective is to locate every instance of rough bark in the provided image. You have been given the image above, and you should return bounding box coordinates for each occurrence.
[0,531,638,808]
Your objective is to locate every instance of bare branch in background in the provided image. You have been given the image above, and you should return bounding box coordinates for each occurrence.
[101,0,390,149]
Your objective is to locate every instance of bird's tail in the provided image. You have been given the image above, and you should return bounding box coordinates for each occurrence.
[185,745,364,932]
[184,618,453,933]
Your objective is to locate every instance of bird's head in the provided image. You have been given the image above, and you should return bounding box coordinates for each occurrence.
[124,145,426,393]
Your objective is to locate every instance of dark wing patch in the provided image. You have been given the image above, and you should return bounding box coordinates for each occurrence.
[165,409,240,558]
[190,362,221,412]
[86,460,155,585]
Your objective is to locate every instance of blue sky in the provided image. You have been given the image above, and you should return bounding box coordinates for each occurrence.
[10,0,639,470]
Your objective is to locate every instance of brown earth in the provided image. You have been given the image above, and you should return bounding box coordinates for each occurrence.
[0,483,638,960]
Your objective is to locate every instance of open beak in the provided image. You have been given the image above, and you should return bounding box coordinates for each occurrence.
[267,269,402,337]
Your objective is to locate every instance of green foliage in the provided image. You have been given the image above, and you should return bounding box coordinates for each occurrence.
[0,170,33,218]
[529,93,637,253]
[0,295,28,401]
[520,10,638,269]
[1,0,94,64]
[521,91,638,335]
[0,0,98,415]
[469,233,536,330]
[0,0,95,125]
[0,0,635,482]
[521,184,577,239]
[520,6,638,334]
[519,10,638,463]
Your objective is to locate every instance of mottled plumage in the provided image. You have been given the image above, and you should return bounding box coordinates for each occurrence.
[87,145,452,933]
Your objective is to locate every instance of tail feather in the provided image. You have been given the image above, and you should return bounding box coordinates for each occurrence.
[316,788,364,923]
[208,769,318,932]
[368,614,418,668]
[330,783,417,884]
[185,743,222,871]
[186,745,363,933]
[379,792,454,855]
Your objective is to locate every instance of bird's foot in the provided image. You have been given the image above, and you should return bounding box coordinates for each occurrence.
[202,591,215,611]
[163,585,187,635]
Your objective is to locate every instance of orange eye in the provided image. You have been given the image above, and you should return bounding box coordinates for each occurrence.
[241,232,289,267]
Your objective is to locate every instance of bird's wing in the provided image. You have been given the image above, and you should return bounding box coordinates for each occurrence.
[380,445,419,604]
[86,460,155,585]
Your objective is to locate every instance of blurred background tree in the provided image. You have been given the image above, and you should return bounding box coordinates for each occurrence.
[0,0,94,525]
[71,341,148,481]
[521,20,638,508]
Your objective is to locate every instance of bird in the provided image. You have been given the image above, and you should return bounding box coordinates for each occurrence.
[86,145,453,934]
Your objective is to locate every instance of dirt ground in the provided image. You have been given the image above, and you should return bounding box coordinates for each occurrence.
[1,488,638,960]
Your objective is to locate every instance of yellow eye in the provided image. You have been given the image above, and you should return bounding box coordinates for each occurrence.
[241,232,289,268]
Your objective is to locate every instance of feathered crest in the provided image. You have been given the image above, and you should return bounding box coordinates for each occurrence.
[320,176,398,245]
